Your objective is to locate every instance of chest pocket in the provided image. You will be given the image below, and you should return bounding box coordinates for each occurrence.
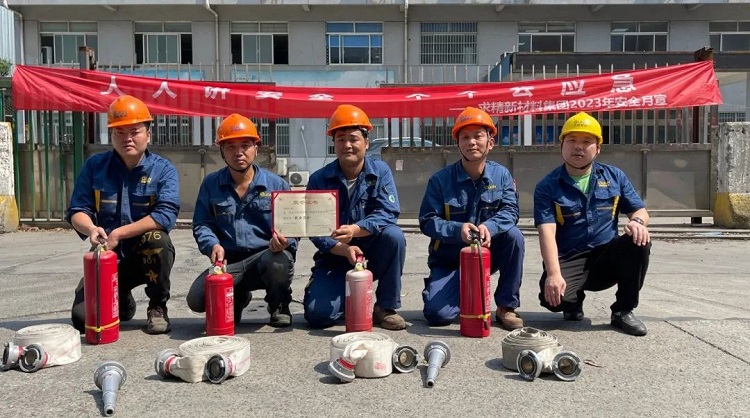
[250,196,272,212]
[212,198,237,229]
[444,195,468,222]
[593,187,620,220]
[553,197,583,225]
[94,188,118,224]
[477,190,503,222]
[131,183,156,219]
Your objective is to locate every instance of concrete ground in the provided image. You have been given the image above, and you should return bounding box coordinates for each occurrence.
[1,219,749,417]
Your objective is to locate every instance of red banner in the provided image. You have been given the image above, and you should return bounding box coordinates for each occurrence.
[12,61,721,118]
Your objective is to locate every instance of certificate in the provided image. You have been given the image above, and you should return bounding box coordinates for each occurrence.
[271,190,339,238]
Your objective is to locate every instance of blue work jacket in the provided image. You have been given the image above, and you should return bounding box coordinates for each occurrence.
[307,157,400,254]
[419,160,519,269]
[66,149,180,257]
[192,165,298,260]
[533,162,646,259]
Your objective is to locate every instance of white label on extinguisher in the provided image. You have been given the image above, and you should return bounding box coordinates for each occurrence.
[112,273,119,318]
[225,288,234,323]
[345,282,350,297]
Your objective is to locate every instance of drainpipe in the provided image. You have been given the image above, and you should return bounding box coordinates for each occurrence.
[2,0,25,65]
[203,0,220,80]
[403,0,408,83]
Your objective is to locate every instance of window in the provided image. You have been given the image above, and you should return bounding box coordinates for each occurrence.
[326,22,383,65]
[518,22,575,52]
[326,119,385,155]
[231,23,288,65]
[610,22,668,52]
[134,22,192,64]
[40,22,97,64]
[420,117,454,146]
[256,118,291,155]
[718,112,746,123]
[420,23,477,65]
[710,21,750,51]
[152,115,191,146]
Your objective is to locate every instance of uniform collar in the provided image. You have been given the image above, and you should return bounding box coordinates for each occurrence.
[218,164,266,190]
[324,156,379,182]
[454,160,490,184]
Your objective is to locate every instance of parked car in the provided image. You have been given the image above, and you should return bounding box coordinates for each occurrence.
[366,137,440,159]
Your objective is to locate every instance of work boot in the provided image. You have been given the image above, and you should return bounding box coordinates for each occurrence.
[120,291,137,322]
[269,304,292,328]
[146,306,171,334]
[611,311,647,336]
[563,306,584,321]
[495,307,524,331]
[373,305,406,330]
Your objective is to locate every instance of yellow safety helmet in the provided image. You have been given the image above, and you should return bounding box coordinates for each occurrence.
[559,112,602,144]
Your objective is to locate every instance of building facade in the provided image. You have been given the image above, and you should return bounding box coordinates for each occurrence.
[4,0,750,181]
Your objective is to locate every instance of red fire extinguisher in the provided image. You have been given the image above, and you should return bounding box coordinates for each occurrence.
[345,255,373,333]
[459,232,491,338]
[205,261,234,336]
[83,242,120,345]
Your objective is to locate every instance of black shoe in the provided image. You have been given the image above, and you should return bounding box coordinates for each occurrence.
[611,311,647,336]
[269,305,292,328]
[120,291,137,321]
[234,292,252,324]
[563,307,584,321]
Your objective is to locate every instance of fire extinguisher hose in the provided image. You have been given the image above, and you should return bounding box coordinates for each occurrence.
[95,242,102,342]
[501,327,562,372]
[471,235,489,330]
[160,336,252,383]
[12,324,82,367]
[330,332,398,378]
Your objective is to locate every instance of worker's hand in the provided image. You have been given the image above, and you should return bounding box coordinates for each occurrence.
[345,245,364,266]
[269,232,289,253]
[331,224,361,244]
[88,226,108,247]
[476,224,492,248]
[210,244,225,264]
[544,273,567,307]
[460,223,480,245]
[104,228,123,251]
[624,220,650,246]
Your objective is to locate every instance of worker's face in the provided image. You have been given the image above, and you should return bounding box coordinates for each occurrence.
[333,127,368,164]
[561,132,600,169]
[111,122,150,160]
[220,137,259,170]
[457,125,494,162]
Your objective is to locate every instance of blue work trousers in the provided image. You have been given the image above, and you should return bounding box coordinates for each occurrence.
[422,226,524,326]
[304,224,406,328]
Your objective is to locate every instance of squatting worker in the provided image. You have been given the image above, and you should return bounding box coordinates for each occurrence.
[534,111,651,336]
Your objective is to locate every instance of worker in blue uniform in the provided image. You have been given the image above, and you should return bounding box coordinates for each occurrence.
[303,104,407,330]
[534,112,651,336]
[419,106,525,331]
[68,95,180,335]
[187,113,296,328]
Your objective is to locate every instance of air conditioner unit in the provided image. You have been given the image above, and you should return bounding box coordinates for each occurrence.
[275,157,288,177]
[288,171,310,187]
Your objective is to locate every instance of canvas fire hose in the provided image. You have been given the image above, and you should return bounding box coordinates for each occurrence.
[501,327,582,381]
[329,332,402,379]
[2,324,81,372]
[154,336,251,384]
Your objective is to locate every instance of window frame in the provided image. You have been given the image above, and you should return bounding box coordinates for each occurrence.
[709,21,750,52]
[134,21,192,65]
[610,21,669,52]
[517,22,576,53]
[419,22,478,65]
[39,21,98,64]
[325,21,384,65]
[230,22,289,65]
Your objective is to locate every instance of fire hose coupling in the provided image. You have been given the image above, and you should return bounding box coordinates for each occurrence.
[154,348,180,378]
[205,354,234,384]
[18,344,49,373]
[392,345,420,374]
[503,327,582,382]
[2,342,23,371]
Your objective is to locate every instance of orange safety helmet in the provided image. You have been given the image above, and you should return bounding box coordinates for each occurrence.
[107,95,153,128]
[326,104,373,136]
[451,106,497,140]
[216,113,260,145]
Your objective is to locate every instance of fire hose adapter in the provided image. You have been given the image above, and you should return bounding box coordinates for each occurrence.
[392,345,419,374]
